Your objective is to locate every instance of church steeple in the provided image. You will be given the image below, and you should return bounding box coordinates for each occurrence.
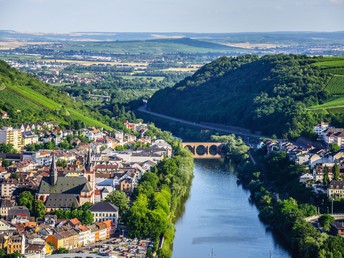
[85,148,92,171]
[50,154,58,186]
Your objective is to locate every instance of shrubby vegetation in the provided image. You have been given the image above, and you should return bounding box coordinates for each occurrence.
[125,136,194,257]
[51,202,94,225]
[105,190,130,218]
[148,54,333,138]
[0,249,21,258]
[0,143,17,154]
[18,191,46,218]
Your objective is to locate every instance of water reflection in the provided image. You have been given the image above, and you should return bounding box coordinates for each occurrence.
[172,160,290,258]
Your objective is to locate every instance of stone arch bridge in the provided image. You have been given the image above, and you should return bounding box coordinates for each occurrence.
[182,142,225,159]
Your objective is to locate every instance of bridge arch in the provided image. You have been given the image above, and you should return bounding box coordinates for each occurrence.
[182,142,224,159]
[196,145,207,156]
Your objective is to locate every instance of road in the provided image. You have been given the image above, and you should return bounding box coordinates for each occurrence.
[137,104,269,139]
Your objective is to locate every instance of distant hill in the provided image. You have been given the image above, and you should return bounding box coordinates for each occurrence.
[148,54,344,138]
[145,38,239,51]
[1,30,344,44]
[60,37,241,54]
[0,60,112,130]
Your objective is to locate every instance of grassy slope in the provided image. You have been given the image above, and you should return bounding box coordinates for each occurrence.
[313,57,344,68]
[309,57,344,111]
[0,60,113,129]
[0,87,42,112]
[7,84,62,109]
[309,96,344,110]
[7,85,112,130]
[323,75,344,95]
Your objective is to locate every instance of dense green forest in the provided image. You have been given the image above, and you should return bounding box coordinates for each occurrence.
[148,54,344,138]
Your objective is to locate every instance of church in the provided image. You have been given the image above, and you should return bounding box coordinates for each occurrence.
[36,150,95,208]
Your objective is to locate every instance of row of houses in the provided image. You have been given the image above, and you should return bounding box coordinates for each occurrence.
[314,122,344,149]
[0,215,115,256]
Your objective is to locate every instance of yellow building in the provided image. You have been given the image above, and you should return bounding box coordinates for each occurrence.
[6,235,25,254]
[46,229,79,250]
[328,180,344,198]
[0,127,23,151]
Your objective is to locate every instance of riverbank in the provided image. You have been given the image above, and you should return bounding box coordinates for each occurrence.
[233,142,344,257]
[125,136,194,258]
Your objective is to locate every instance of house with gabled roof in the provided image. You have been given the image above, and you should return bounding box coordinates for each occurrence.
[89,202,119,225]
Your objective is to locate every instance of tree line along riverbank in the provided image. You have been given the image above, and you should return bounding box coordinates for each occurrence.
[122,125,194,257]
[224,135,344,258]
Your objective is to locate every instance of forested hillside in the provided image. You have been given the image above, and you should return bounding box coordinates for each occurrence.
[148,54,340,138]
[0,60,114,129]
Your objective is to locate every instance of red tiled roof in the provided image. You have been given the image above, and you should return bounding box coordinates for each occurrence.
[79,225,89,232]
[69,218,81,226]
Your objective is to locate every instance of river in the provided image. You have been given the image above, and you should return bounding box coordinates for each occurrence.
[172,160,291,258]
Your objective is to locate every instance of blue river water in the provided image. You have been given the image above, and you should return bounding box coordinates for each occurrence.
[172,160,291,258]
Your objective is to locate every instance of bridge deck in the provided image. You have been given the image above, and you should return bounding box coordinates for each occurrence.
[182,142,224,159]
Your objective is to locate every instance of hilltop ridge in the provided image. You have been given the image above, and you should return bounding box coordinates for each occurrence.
[148,54,344,138]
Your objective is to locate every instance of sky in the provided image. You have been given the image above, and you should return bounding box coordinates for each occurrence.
[0,0,343,33]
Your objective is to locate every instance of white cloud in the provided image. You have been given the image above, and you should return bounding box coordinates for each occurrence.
[328,0,344,4]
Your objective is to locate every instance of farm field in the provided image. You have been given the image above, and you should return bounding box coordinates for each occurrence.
[3,84,112,129]
[309,96,344,110]
[6,84,62,110]
[61,39,238,54]
[42,59,148,67]
[0,88,42,112]
[322,68,344,75]
[119,75,165,81]
[324,75,344,94]
[313,57,344,68]
[0,41,50,50]
[68,109,112,130]
[161,67,199,72]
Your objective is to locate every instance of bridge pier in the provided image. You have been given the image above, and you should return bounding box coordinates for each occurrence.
[182,142,224,159]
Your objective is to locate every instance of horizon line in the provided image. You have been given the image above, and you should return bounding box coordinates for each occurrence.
[1,29,344,35]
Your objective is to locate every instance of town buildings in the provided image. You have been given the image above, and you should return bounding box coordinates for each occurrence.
[0,127,23,152]
[0,120,172,256]
[89,202,119,224]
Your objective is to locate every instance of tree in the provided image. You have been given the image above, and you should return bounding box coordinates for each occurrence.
[126,194,150,238]
[51,208,93,225]
[0,143,16,154]
[19,191,34,211]
[58,140,70,150]
[33,199,46,218]
[79,202,93,211]
[1,159,11,167]
[105,190,129,217]
[57,159,67,168]
[330,144,341,153]
[99,145,107,152]
[53,248,68,254]
[323,166,330,186]
[147,209,169,238]
[10,173,19,179]
[319,214,335,232]
[81,210,94,225]
[333,163,340,181]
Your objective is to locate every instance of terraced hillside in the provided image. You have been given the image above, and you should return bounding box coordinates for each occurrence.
[0,60,112,129]
[309,57,344,112]
[148,54,341,138]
